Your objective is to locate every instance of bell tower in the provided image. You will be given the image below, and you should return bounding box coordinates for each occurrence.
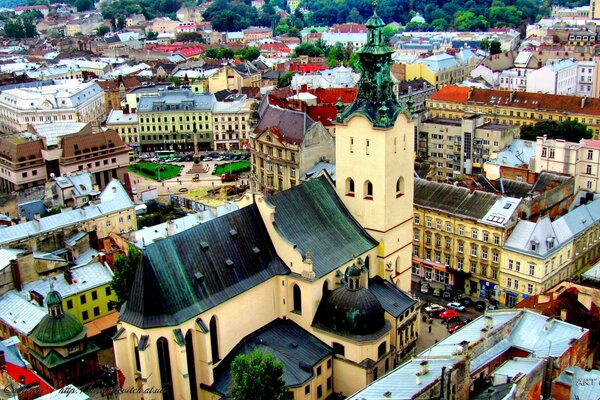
[335,1,414,291]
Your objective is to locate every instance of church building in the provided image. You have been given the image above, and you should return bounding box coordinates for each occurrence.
[113,4,418,399]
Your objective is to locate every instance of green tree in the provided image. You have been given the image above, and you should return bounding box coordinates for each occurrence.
[21,15,37,37]
[277,71,295,88]
[146,29,158,40]
[96,25,110,36]
[235,46,260,61]
[230,349,287,400]
[480,38,490,51]
[110,244,142,308]
[520,120,592,142]
[489,40,502,55]
[293,42,324,57]
[176,31,206,42]
[430,18,448,31]
[75,0,93,12]
[4,19,24,39]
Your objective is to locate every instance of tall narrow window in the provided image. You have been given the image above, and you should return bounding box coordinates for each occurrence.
[364,181,373,199]
[396,177,404,197]
[366,139,370,155]
[157,338,174,400]
[346,178,355,196]
[293,284,302,314]
[185,330,198,400]
[210,316,220,363]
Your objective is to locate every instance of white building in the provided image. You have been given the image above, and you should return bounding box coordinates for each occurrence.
[212,96,255,150]
[0,80,105,134]
[498,68,530,91]
[526,59,578,95]
[576,60,599,97]
[535,136,600,192]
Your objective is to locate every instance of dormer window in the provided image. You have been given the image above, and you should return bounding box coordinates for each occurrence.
[530,240,539,251]
[547,237,555,249]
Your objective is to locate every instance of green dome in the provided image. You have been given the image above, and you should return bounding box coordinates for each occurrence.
[45,290,63,306]
[347,264,362,277]
[410,13,426,24]
[32,312,85,347]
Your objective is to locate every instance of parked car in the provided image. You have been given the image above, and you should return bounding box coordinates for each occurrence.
[432,288,442,297]
[439,309,459,320]
[488,303,498,310]
[446,302,466,312]
[204,157,213,161]
[448,322,465,333]
[442,290,453,300]
[420,283,431,294]
[424,304,445,314]
[459,297,473,307]
[474,301,486,312]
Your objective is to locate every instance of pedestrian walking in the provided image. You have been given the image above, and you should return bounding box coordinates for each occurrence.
[428,325,432,333]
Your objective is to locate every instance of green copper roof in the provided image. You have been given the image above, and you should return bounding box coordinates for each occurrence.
[31,312,85,347]
[45,290,62,306]
[340,6,405,127]
[29,342,100,369]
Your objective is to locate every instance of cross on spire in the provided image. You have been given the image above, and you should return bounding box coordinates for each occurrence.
[373,0,377,11]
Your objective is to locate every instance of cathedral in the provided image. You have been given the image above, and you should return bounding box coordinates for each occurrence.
[113,5,418,399]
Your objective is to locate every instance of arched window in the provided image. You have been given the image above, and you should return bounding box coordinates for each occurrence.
[322,280,329,297]
[293,284,302,314]
[210,316,220,363]
[185,330,198,400]
[364,180,373,199]
[396,177,404,197]
[346,178,355,196]
[332,342,345,356]
[364,256,370,271]
[157,337,174,400]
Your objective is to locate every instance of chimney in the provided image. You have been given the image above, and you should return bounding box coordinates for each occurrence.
[10,259,21,292]
[581,96,587,108]
[509,90,515,102]
[300,84,307,93]
[560,309,567,321]
[538,294,551,304]
[484,315,493,330]
[544,317,555,332]
[578,292,592,310]
[415,372,422,385]
[20,216,26,223]
[468,87,474,100]
[480,328,489,339]
[64,269,73,285]
[420,360,429,375]
[167,219,175,236]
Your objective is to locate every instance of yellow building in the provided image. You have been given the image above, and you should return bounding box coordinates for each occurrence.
[19,262,118,324]
[428,86,600,139]
[404,50,478,90]
[500,196,600,307]
[136,90,214,152]
[112,9,420,400]
[206,64,261,93]
[213,97,256,150]
[412,179,521,298]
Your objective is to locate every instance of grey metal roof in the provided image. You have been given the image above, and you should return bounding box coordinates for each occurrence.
[348,309,589,399]
[415,179,516,225]
[211,318,332,395]
[0,248,26,272]
[492,358,543,379]
[531,172,571,194]
[136,90,215,113]
[347,358,456,400]
[0,180,134,246]
[268,175,378,279]
[0,291,46,335]
[119,203,289,329]
[554,366,600,400]
[368,276,416,318]
[19,262,113,301]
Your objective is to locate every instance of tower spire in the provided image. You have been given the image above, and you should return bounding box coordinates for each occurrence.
[340,4,403,127]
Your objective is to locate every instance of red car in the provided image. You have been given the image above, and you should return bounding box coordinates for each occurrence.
[439,309,459,320]
[448,323,465,333]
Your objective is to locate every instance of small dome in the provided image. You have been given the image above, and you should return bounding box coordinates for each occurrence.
[45,290,63,306]
[319,287,385,335]
[346,264,361,277]
[32,312,84,346]
[410,13,426,24]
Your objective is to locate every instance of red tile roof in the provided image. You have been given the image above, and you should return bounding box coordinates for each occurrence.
[430,85,600,116]
[258,42,291,54]
[5,362,53,396]
[331,23,366,33]
[582,139,600,149]
[428,86,471,103]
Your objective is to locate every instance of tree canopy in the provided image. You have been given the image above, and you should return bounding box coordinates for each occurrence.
[520,120,593,142]
[230,349,287,400]
[110,244,142,308]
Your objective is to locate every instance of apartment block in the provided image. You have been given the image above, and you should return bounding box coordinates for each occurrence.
[418,115,519,177]
[428,86,600,138]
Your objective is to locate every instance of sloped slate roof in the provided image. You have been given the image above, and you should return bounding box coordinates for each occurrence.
[369,276,417,318]
[120,204,289,329]
[211,318,332,395]
[414,179,499,220]
[268,175,377,278]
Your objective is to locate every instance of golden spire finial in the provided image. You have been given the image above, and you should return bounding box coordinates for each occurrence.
[373,0,377,10]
